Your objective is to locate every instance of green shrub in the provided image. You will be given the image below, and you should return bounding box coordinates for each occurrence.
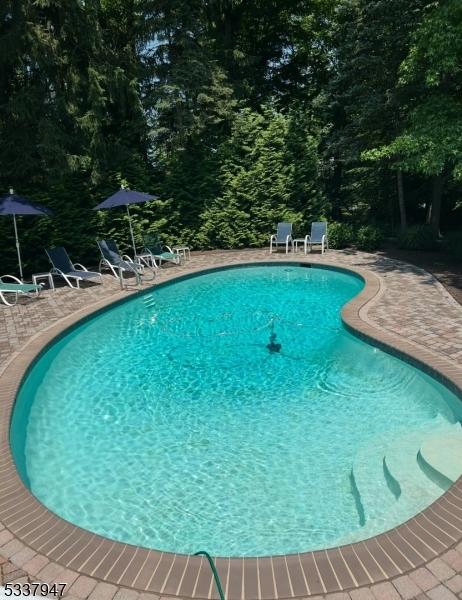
[328,222,355,249]
[442,231,462,259]
[398,225,438,251]
[356,225,383,251]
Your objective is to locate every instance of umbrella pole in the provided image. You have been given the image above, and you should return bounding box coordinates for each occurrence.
[13,214,23,280]
[126,204,137,258]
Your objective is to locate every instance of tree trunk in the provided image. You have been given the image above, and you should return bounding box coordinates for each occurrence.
[429,174,445,236]
[396,169,407,233]
[426,200,432,225]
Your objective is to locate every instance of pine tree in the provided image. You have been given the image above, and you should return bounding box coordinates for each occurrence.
[198,106,325,248]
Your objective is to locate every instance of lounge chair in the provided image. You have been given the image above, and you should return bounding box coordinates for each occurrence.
[270,222,293,254]
[46,247,103,289]
[305,222,328,254]
[0,275,42,306]
[141,233,181,267]
[97,239,152,284]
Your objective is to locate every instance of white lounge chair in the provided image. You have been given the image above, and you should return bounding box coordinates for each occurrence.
[46,246,102,289]
[305,222,328,254]
[0,275,42,306]
[270,223,293,254]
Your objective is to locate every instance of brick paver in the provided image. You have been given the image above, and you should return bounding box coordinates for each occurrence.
[114,588,142,600]
[371,582,402,600]
[427,584,458,600]
[409,568,440,592]
[427,560,456,582]
[0,248,462,599]
[67,574,99,598]
[22,554,49,576]
[443,552,462,573]
[393,576,423,600]
[37,561,66,584]
[0,530,14,547]
[350,587,375,600]
[88,581,118,600]
[0,539,24,558]
[446,576,462,594]
[350,589,376,600]
[10,547,37,568]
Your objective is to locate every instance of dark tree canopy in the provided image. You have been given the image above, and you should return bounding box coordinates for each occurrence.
[1,0,461,273]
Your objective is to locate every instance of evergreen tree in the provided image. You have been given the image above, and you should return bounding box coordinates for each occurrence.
[325,0,430,231]
[0,0,154,269]
[198,107,325,248]
[1,0,461,269]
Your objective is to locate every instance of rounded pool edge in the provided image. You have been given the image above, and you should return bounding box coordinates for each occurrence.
[1,257,462,598]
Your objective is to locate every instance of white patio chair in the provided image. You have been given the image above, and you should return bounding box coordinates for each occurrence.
[305,222,328,254]
[0,275,42,306]
[270,223,293,254]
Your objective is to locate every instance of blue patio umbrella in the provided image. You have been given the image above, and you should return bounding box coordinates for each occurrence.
[0,189,53,279]
[94,187,158,256]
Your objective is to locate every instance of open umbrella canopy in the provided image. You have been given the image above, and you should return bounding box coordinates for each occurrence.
[0,190,53,216]
[94,188,157,210]
[0,189,53,279]
[94,187,159,256]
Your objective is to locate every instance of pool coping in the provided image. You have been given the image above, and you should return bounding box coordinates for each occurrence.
[1,256,462,599]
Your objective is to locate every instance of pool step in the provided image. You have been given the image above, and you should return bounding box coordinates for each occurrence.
[345,419,461,547]
[352,436,397,524]
[383,424,453,514]
[419,425,462,485]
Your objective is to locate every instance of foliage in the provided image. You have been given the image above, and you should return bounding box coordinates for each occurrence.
[364,96,462,181]
[398,225,438,251]
[197,107,326,248]
[327,222,355,249]
[362,0,462,232]
[0,0,154,272]
[355,225,383,252]
[442,231,462,260]
[325,0,430,227]
[1,1,462,274]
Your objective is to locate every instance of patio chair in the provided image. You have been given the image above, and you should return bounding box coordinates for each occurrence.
[97,240,155,285]
[46,247,102,289]
[97,239,142,278]
[305,222,328,254]
[0,275,42,306]
[270,223,293,254]
[141,233,181,267]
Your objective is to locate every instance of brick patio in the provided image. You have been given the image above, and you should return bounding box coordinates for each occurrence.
[1,248,462,600]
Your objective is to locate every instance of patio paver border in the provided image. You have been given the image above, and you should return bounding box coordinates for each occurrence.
[1,254,462,599]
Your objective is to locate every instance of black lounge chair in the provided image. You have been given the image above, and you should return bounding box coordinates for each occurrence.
[46,246,103,289]
[97,239,142,278]
[97,239,156,287]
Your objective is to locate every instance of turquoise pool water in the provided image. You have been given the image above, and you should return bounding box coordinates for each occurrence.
[11,265,462,556]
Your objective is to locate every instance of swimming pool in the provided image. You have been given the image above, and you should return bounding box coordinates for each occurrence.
[11,264,462,557]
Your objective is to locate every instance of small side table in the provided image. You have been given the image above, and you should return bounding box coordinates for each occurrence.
[32,272,55,294]
[293,238,308,254]
[135,253,155,268]
[173,246,191,260]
